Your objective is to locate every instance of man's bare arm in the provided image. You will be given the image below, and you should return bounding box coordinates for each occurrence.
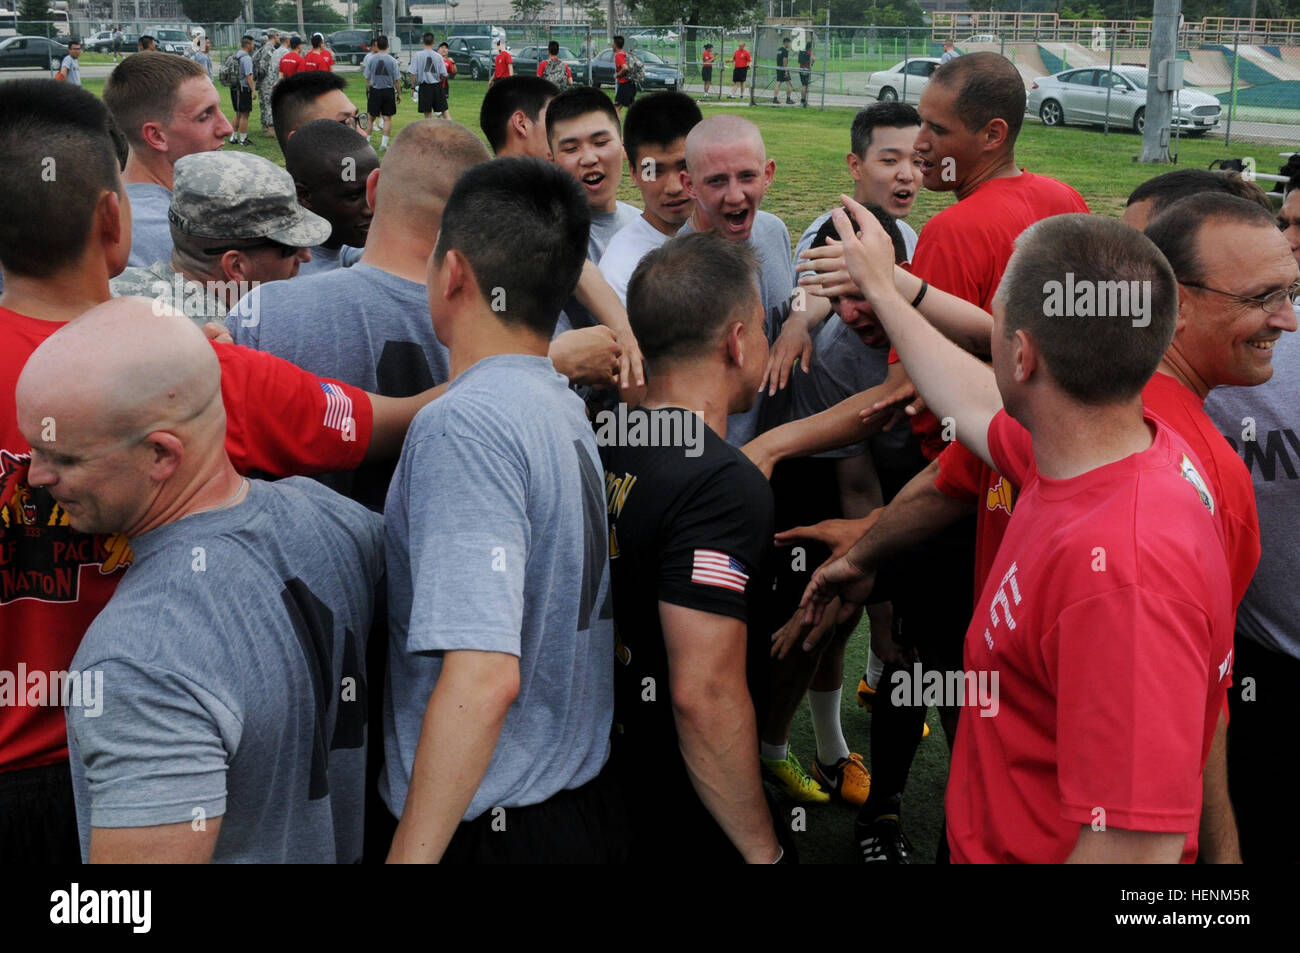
[573,260,646,393]
[1066,826,1186,863]
[364,385,448,462]
[661,603,782,863]
[90,817,223,863]
[1197,710,1241,863]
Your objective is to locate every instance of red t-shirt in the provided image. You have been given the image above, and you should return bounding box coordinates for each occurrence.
[303,47,333,71]
[935,439,1016,595]
[493,49,513,79]
[946,410,1234,864]
[897,171,1090,460]
[702,49,714,65]
[733,48,751,68]
[278,51,304,77]
[537,59,573,82]
[615,49,628,83]
[0,307,371,775]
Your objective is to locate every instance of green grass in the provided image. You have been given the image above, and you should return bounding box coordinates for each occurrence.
[75,74,1279,863]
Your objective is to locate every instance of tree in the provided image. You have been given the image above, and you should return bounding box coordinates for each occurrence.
[18,0,49,37]
[629,0,764,31]
[512,0,548,22]
[581,0,606,28]
[182,0,244,22]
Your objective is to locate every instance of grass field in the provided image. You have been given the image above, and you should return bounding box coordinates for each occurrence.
[73,74,1279,863]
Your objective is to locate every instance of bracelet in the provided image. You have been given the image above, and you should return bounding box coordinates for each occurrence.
[910,279,929,309]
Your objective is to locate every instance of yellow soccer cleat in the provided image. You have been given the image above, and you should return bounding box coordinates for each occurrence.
[812,753,872,807]
[761,750,831,804]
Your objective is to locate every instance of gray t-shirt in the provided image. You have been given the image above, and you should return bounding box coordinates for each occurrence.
[238,50,254,89]
[59,54,80,86]
[125,183,174,269]
[555,200,642,334]
[66,477,384,863]
[229,263,448,508]
[409,48,447,84]
[381,354,614,822]
[364,52,400,89]
[298,243,364,277]
[682,209,796,446]
[597,214,676,304]
[1205,330,1300,659]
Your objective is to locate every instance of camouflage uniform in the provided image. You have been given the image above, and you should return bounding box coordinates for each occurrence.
[254,34,280,130]
[109,152,331,326]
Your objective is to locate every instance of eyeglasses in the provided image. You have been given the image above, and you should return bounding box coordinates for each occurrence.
[203,240,300,258]
[1180,279,1300,314]
[341,112,372,134]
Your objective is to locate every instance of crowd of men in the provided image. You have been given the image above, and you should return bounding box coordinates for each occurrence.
[0,48,1295,866]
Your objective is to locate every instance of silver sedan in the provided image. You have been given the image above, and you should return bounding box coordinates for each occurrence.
[1027,65,1222,136]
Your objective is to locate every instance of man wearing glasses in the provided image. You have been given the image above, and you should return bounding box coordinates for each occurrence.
[270,71,370,155]
[110,151,327,324]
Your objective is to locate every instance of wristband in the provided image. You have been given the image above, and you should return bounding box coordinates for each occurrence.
[910,279,929,309]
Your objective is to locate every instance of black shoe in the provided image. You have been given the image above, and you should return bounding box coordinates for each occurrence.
[855,814,913,864]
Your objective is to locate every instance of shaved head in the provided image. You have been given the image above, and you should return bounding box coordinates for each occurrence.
[17,298,228,535]
[374,120,491,237]
[683,114,774,243]
[685,114,765,170]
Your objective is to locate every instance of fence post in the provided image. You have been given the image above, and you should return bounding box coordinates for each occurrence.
[820,12,828,111]
[1226,32,1238,146]
[1103,37,1115,136]
[749,23,757,106]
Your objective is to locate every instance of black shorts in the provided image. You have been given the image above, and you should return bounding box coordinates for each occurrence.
[615,81,636,106]
[701,65,712,82]
[776,69,790,82]
[800,70,812,86]
[766,457,844,623]
[418,83,448,113]
[230,85,252,113]
[367,87,396,117]
[733,66,748,84]
[0,760,81,863]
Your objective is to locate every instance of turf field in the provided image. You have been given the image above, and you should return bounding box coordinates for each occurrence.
[74,75,1280,863]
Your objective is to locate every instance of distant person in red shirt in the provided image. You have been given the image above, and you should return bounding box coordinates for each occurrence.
[490,39,513,87]
[810,206,1235,864]
[304,33,334,72]
[701,43,714,96]
[537,40,573,88]
[438,41,455,92]
[730,41,751,98]
[612,34,635,118]
[279,34,305,77]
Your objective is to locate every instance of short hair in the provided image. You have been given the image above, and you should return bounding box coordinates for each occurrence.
[703,43,713,50]
[434,157,589,337]
[850,101,921,157]
[284,118,373,187]
[545,85,619,145]
[480,76,557,154]
[272,71,348,153]
[137,35,154,49]
[311,33,323,47]
[930,52,1025,143]
[811,204,907,267]
[68,39,80,48]
[627,233,760,363]
[783,36,792,43]
[289,35,302,49]
[1144,192,1279,286]
[438,41,448,50]
[103,52,208,148]
[622,91,702,165]
[241,34,253,45]
[376,35,389,50]
[1126,168,1272,216]
[613,35,625,48]
[548,40,559,55]
[0,81,124,278]
[422,32,435,45]
[999,215,1178,404]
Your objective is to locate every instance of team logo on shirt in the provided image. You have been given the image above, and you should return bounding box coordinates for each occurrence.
[985,476,1014,515]
[1179,454,1216,516]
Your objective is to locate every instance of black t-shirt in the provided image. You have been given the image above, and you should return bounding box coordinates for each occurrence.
[798,49,811,70]
[600,408,774,856]
[777,48,789,69]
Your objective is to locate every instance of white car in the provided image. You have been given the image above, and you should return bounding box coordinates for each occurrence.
[865,56,941,103]
[1027,64,1222,136]
[964,34,999,44]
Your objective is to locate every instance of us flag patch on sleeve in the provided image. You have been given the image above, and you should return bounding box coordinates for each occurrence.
[320,381,353,431]
[691,549,749,593]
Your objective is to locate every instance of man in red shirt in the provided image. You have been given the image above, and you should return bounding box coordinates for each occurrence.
[810,204,1235,863]
[612,34,635,118]
[0,81,440,862]
[278,34,305,78]
[701,43,715,96]
[490,39,513,87]
[730,41,751,98]
[303,32,334,72]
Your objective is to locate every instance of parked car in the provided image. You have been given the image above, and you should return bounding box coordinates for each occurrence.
[963,34,999,44]
[445,34,497,80]
[327,29,374,65]
[0,34,67,69]
[1027,65,1222,136]
[86,30,139,52]
[147,28,192,55]
[628,29,678,45]
[511,44,587,83]
[865,56,940,103]
[589,47,682,90]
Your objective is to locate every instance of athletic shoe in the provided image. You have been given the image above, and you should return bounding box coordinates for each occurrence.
[772,95,778,103]
[855,814,913,864]
[812,753,871,806]
[761,751,830,804]
[786,96,794,103]
[857,677,931,738]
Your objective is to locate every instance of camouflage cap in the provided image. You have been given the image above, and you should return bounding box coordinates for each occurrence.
[169,151,332,248]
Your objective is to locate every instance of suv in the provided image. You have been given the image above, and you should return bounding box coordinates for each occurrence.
[445,34,497,80]
[151,28,192,54]
[328,29,373,65]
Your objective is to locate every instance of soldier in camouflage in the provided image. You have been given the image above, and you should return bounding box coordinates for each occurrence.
[255,29,282,132]
[110,151,330,326]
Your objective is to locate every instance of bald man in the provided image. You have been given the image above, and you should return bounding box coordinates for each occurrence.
[18,299,384,864]
[285,119,379,276]
[682,114,795,447]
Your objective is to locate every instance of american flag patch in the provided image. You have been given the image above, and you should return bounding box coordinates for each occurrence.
[320,381,353,431]
[691,549,749,593]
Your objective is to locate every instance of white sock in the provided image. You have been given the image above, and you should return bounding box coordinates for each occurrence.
[381,135,389,148]
[866,647,884,691]
[759,741,787,763]
[809,689,850,765]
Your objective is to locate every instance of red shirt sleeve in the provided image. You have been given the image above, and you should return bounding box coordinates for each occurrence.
[536,61,545,77]
[934,440,985,503]
[212,342,372,478]
[986,410,1034,488]
[909,213,995,312]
